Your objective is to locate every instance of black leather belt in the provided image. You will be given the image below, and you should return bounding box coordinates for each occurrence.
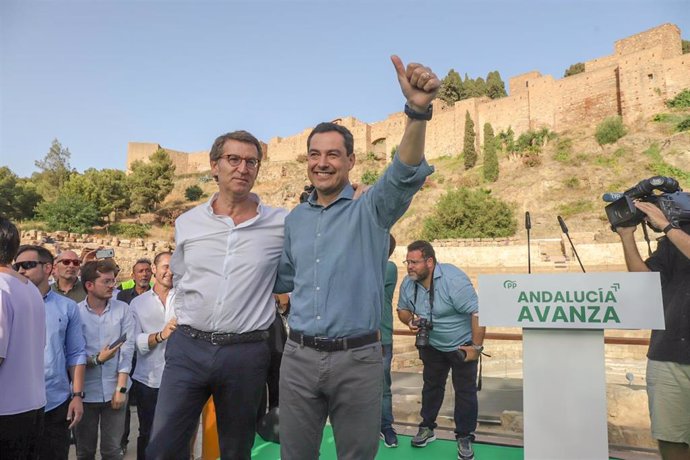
[178,325,269,346]
[289,330,380,352]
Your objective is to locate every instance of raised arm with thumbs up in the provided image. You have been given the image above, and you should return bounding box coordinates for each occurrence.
[390,55,440,166]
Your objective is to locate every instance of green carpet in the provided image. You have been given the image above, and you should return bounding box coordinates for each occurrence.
[251,426,524,459]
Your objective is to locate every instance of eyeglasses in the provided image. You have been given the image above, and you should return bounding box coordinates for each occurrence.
[59,259,81,267]
[402,258,428,266]
[12,261,46,271]
[219,154,260,170]
[98,278,117,287]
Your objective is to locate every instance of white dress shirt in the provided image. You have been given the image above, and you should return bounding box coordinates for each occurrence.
[171,193,287,333]
[130,288,176,388]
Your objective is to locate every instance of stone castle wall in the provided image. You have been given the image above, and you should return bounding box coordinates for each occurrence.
[126,23,690,173]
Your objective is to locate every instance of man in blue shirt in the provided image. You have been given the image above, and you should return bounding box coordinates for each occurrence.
[275,55,439,460]
[15,245,87,460]
[76,260,135,460]
[397,240,485,460]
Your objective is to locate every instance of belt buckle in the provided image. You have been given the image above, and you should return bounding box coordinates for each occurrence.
[210,332,224,345]
[313,336,331,352]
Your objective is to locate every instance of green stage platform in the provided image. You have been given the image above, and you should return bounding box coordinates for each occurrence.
[251,426,524,459]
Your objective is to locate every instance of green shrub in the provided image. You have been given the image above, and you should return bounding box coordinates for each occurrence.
[361,169,379,185]
[390,145,398,160]
[644,143,690,182]
[554,138,573,163]
[595,116,627,145]
[36,194,101,234]
[422,188,517,239]
[185,185,204,201]
[558,199,594,218]
[483,123,499,182]
[676,117,690,132]
[521,151,542,167]
[666,89,690,108]
[564,177,580,189]
[108,223,150,239]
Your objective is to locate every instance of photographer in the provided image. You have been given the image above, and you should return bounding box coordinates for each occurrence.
[397,240,485,460]
[615,200,690,460]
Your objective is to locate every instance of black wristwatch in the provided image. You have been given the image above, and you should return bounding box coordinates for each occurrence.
[70,391,85,399]
[404,103,433,121]
[116,386,127,394]
[662,222,679,234]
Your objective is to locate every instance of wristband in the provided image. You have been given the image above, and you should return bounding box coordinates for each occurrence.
[404,103,433,121]
[71,391,85,399]
[662,222,679,234]
[155,332,163,344]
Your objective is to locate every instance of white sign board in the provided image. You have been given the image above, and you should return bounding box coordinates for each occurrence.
[478,272,664,329]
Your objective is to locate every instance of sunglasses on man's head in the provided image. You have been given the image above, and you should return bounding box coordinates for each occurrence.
[12,261,46,271]
[59,259,81,267]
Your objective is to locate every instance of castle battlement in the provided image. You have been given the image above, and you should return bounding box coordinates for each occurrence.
[127,23,690,175]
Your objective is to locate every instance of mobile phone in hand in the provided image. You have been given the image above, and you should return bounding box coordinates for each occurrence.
[108,334,126,349]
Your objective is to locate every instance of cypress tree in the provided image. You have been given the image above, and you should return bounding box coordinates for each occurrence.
[463,111,477,169]
[483,123,499,182]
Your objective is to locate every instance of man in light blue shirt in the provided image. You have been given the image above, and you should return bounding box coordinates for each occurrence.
[274,55,439,460]
[397,240,485,460]
[76,260,135,460]
[15,245,87,460]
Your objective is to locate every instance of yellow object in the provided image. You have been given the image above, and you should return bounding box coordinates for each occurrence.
[202,398,220,460]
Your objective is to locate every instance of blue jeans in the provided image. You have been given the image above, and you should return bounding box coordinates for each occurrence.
[381,344,394,431]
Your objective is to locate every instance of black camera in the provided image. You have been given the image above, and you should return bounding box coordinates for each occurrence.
[605,176,690,231]
[412,317,433,348]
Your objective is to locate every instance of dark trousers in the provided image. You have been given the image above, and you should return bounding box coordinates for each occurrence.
[147,330,270,460]
[0,407,45,460]
[132,380,159,460]
[38,398,70,460]
[419,345,478,438]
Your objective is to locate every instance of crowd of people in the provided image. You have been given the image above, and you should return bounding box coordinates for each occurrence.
[1,52,689,460]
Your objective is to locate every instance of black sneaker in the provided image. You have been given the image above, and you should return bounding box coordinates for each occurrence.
[380,428,398,448]
[457,435,474,460]
[411,427,436,447]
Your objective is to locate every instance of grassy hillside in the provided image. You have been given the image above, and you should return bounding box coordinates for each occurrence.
[163,109,690,244]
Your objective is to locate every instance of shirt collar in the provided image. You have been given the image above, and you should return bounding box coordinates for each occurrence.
[307,184,354,208]
[84,298,111,314]
[205,192,263,216]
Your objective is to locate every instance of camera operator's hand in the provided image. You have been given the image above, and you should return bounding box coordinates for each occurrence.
[614,225,637,238]
[635,201,670,230]
[458,345,480,362]
[407,316,420,333]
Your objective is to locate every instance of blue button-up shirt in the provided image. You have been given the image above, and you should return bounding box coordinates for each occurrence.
[275,154,432,337]
[397,263,478,352]
[44,290,87,411]
[78,298,135,403]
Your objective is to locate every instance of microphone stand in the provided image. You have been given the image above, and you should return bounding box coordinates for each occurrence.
[557,215,586,273]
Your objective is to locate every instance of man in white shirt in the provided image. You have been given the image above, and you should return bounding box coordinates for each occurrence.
[129,251,176,460]
[147,130,286,460]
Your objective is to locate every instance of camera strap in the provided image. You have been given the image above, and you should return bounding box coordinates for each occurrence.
[413,277,434,325]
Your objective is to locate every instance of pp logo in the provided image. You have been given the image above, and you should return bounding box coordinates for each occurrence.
[503,280,517,289]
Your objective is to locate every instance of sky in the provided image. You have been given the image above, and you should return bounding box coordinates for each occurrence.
[1,0,689,178]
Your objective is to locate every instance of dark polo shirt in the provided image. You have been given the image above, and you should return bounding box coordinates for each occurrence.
[645,224,690,364]
[51,279,87,303]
